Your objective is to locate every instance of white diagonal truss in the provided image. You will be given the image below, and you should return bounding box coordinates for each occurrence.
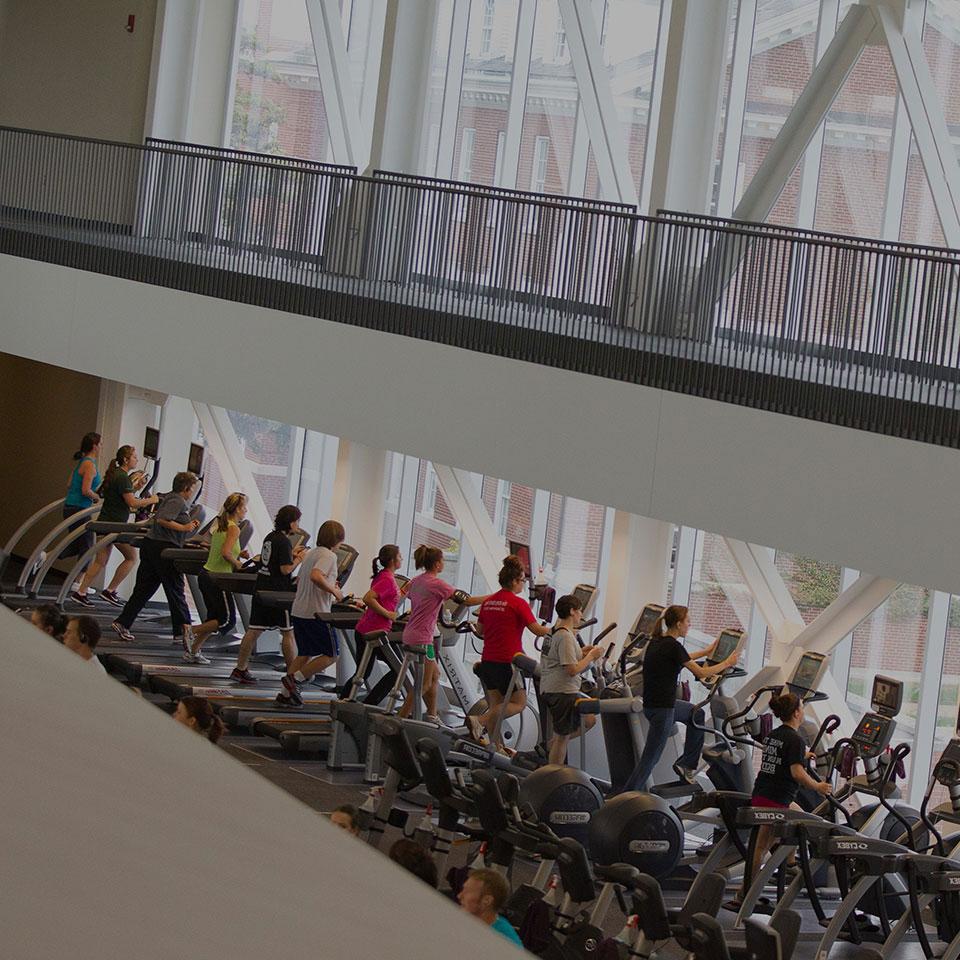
[497,0,537,189]
[557,0,638,206]
[434,0,472,179]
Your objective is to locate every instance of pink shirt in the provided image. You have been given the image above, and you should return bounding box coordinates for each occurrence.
[401,573,456,648]
[355,569,401,635]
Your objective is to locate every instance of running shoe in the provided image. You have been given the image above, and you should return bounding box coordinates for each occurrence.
[275,692,301,708]
[100,589,124,607]
[182,651,198,664]
[230,667,258,685]
[672,762,698,785]
[466,715,485,743]
[193,651,212,665]
[281,674,304,706]
[111,622,135,642]
[180,627,195,653]
[70,591,94,607]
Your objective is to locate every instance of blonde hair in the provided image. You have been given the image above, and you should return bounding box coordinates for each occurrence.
[216,492,247,532]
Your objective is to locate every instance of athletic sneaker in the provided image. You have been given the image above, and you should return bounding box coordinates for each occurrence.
[192,651,211,665]
[230,667,258,685]
[281,674,304,706]
[672,762,698,785]
[100,589,124,607]
[111,622,135,642]
[275,692,301,708]
[70,591,94,607]
[180,627,195,653]
[466,715,485,743]
[182,651,198,664]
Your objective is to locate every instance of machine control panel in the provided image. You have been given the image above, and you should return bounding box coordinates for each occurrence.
[851,713,895,759]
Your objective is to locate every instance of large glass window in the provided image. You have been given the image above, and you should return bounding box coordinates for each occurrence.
[686,532,754,644]
[542,495,607,593]
[774,551,842,624]
[418,1,456,176]
[231,0,330,160]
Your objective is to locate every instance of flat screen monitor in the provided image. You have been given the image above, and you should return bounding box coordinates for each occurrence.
[571,584,597,618]
[187,443,205,476]
[789,652,828,693]
[142,426,160,460]
[630,603,664,638]
[871,675,903,717]
[508,541,532,581]
[288,530,309,550]
[706,629,743,665]
[336,543,359,588]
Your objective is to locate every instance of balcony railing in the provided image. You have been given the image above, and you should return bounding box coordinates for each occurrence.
[1,125,958,447]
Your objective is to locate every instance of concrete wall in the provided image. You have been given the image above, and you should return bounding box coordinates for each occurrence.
[0,0,158,143]
[0,352,102,558]
[2,253,960,595]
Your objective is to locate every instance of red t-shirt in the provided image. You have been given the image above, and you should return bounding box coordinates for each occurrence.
[477,589,537,663]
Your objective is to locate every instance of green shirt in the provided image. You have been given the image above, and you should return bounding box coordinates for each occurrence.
[204,522,240,573]
[99,469,134,523]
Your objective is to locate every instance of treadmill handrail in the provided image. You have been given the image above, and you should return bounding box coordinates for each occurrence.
[56,533,121,607]
[0,496,65,581]
[19,502,101,592]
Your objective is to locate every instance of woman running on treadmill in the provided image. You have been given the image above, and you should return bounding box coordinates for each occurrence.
[621,604,739,792]
[62,432,102,583]
[400,545,486,723]
[278,520,346,707]
[230,504,306,685]
[185,492,249,663]
[731,691,831,907]
[352,544,407,692]
[472,555,552,751]
[71,444,159,607]
[110,471,200,646]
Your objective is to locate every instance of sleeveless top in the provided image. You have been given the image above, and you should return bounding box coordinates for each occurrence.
[204,522,241,573]
[65,457,101,508]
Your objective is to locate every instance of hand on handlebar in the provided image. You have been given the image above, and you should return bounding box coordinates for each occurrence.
[188,518,200,531]
[815,781,832,796]
[589,645,605,661]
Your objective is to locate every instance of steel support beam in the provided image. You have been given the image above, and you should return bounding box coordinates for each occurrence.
[558,0,638,205]
[497,0,537,189]
[306,0,366,168]
[434,0,471,179]
[638,0,673,213]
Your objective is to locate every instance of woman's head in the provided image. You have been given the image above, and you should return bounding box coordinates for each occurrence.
[104,445,137,486]
[30,604,68,639]
[413,544,443,572]
[769,691,802,723]
[498,554,526,591]
[73,432,102,460]
[171,471,198,495]
[316,520,345,550]
[217,492,248,531]
[174,696,225,743]
[274,504,301,533]
[555,593,583,624]
[372,544,401,578]
[653,604,689,637]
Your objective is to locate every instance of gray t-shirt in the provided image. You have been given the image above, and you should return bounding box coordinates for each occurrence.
[540,627,583,695]
[150,493,192,546]
[291,546,338,619]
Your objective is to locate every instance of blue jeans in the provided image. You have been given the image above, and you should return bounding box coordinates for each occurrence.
[623,701,705,793]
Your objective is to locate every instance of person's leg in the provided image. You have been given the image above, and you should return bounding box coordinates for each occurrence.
[157,554,191,642]
[299,655,336,679]
[235,628,261,671]
[280,630,296,670]
[736,825,775,901]
[548,733,570,765]
[491,689,527,748]
[622,708,674,793]
[106,542,137,593]
[77,541,110,594]
[478,688,504,734]
[192,574,226,652]
[423,659,440,717]
[674,700,706,772]
[115,542,163,629]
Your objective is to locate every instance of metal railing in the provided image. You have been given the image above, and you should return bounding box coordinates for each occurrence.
[1,125,958,447]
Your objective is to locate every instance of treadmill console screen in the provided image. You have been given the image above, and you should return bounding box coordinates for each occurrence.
[852,714,891,751]
[187,443,205,476]
[790,652,827,693]
[707,629,743,665]
[336,543,359,588]
[631,603,664,638]
[871,675,903,717]
[508,541,532,581]
[142,426,160,460]
[572,584,597,617]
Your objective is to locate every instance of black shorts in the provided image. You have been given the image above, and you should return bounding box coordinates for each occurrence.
[198,569,235,628]
[542,692,582,736]
[293,616,338,658]
[475,660,523,697]
[249,596,292,631]
[61,504,95,559]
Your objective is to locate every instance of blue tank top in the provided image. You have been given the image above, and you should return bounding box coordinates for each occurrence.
[65,457,101,508]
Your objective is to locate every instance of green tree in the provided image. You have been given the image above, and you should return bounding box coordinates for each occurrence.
[231,30,286,154]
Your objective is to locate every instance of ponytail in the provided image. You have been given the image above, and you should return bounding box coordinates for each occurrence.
[414,544,443,571]
[216,493,247,532]
[179,696,226,744]
[769,691,801,722]
[73,431,101,460]
[652,604,688,638]
[103,445,135,488]
[372,544,400,578]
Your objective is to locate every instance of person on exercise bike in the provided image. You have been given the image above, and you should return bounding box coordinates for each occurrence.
[622,605,738,791]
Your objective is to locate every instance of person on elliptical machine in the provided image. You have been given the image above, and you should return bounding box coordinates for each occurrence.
[539,593,604,765]
[731,691,831,907]
[400,545,486,724]
[622,605,738,791]
[472,555,553,753]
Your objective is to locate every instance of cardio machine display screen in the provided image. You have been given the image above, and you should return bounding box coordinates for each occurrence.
[790,653,825,693]
[633,604,663,638]
[871,676,903,716]
[508,541,532,581]
[573,585,596,615]
[853,715,887,746]
[708,630,742,665]
[187,443,205,476]
[142,426,160,460]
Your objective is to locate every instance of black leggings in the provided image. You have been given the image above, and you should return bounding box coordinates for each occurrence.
[116,539,191,638]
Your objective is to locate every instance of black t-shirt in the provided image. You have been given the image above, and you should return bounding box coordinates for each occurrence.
[753,724,807,805]
[255,531,295,593]
[642,636,690,709]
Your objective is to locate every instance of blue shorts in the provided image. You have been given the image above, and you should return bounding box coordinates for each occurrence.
[292,616,338,658]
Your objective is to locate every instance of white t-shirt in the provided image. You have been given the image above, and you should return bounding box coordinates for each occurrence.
[539,627,583,695]
[291,546,338,619]
[88,654,107,673]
